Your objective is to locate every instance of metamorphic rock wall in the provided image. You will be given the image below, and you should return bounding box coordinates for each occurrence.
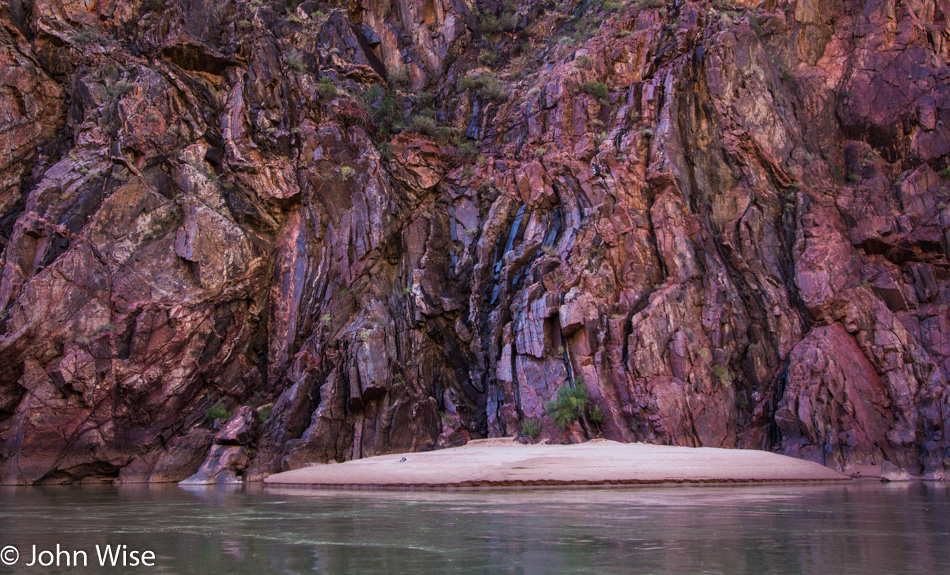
[0,0,948,484]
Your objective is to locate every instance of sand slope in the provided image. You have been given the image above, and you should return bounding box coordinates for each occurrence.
[264,439,848,487]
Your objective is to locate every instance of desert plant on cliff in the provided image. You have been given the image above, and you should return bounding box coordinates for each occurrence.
[205,396,230,422]
[457,141,479,160]
[72,24,106,45]
[376,141,392,161]
[713,365,733,386]
[574,54,593,69]
[257,404,273,424]
[749,14,763,35]
[388,66,411,88]
[521,418,542,439]
[412,91,435,107]
[579,81,610,101]
[459,72,507,102]
[140,0,164,13]
[737,394,749,410]
[476,1,520,34]
[94,323,118,336]
[589,404,604,424]
[283,50,306,72]
[340,166,355,180]
[436,125,463,144]
[408,114,438,136]
[360,84,405,139]
[545,382,599,430]
[316,77,338,100]
[478,49,501,66]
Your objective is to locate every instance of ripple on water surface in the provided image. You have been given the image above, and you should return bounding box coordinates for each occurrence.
[0,482,948,574]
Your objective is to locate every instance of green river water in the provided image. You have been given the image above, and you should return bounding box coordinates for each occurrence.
[0,482,948,574]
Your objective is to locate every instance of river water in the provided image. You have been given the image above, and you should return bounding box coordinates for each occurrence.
[0,482,948,574]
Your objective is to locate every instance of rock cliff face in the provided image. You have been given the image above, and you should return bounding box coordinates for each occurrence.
[0,0,948,483]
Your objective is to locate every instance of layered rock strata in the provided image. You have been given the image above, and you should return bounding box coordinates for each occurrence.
[0,0,948,483]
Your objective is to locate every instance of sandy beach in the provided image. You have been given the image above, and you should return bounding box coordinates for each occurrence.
[264,439,849,488]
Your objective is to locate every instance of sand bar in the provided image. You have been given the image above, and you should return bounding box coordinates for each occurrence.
[264,439,849,488]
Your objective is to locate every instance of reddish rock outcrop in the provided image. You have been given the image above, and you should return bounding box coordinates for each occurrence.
[0,0,948,483]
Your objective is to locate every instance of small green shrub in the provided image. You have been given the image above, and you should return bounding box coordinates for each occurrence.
[458,72,507,101]
[589,404,604,423]
[376,141,392,161]
[316,76,338,99]
[140,0,164,13]
[477,1,520,33]
[435,125,462,144]
[360,84,405,139]
[737,394,749,409]
[257,404,273,424]
[457,141,479,160]
[413,91,434,106]
[545,382,601,430]
[713,365,732,386]
[409,114,438,135]
[521,418,542,438]
[441,411,454,426]
[283,50,306,72]
[579,81,610,101]
[110,81,134,97]
[340,166,355,180]
[478,49,500,66]
[94,323,117,336]
[749,14,763,35]
[206,402,230,422]
[388,66,411,88]
[574,55,593,69]
[72,25,104,45]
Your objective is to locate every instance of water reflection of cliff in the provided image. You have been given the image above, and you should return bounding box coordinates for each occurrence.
[1,483,949,573]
